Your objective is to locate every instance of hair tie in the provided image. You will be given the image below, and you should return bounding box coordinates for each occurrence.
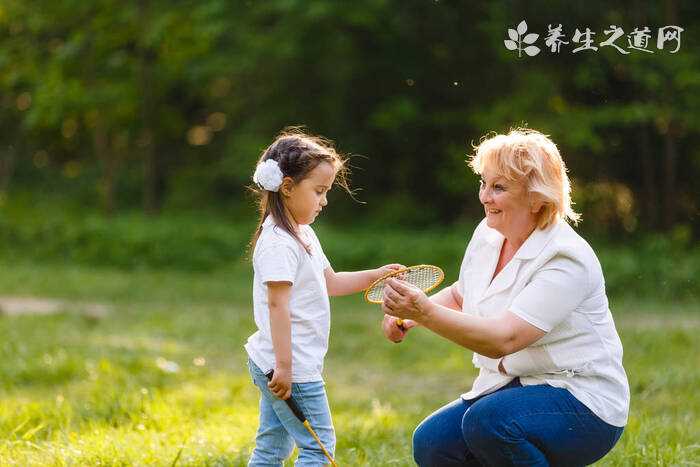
[252,159,284,192]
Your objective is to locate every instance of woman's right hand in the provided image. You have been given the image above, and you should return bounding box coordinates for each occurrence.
[268,366,292,400]
[382,314,417,343]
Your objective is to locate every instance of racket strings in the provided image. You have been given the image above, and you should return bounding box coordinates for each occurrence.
[365,265,443,303]
[405,267,442,290]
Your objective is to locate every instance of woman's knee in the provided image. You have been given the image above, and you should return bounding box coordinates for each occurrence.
[461,399,515,448]
[414,414,464,465]
[412,398,472,466]
[412,419,436,465]
[413,416,468,465]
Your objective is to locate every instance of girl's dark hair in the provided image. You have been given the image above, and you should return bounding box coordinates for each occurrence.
[249,127,351,255]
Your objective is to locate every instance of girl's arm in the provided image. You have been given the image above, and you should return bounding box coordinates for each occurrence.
[323,264,403,297]
[267,281,293,400]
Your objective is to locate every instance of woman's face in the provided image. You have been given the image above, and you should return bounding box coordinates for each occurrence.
[478,168,537,238]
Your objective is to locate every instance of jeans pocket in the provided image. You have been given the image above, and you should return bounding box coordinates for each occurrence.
[247,358,266,388]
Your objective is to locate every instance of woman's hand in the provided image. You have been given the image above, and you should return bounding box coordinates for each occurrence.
[268,366,292,400]
[382,314,418,343]
[382,278,433,323]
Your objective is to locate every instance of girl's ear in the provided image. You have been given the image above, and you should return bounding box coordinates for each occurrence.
[280,177,295,197]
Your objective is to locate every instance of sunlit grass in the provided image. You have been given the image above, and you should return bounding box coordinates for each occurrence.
[0,260,698,465]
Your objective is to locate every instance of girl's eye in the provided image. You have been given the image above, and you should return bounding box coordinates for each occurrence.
[494,184,505,192]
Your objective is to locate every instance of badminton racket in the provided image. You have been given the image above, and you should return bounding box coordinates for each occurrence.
[265,371,338,466]
[364,264,444,329]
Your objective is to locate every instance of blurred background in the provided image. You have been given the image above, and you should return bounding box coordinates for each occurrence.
[1,1,699,465]
[0,1,698,297]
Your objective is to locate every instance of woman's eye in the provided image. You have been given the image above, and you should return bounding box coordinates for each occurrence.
[494,184,505,192]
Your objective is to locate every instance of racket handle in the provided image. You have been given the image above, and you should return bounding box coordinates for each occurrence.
[265,370,306,423]
[265,372,339,466]
[396,318,406,331]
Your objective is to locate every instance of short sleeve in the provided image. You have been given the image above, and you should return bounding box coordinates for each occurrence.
[454,249,470,296]
[509,254,589,332]
[255,242,300,284]
[454,222,484,296]
[318,244,330,269]
[304,225,330,269]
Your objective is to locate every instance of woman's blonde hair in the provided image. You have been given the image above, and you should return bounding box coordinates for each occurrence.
[468,128,580,229]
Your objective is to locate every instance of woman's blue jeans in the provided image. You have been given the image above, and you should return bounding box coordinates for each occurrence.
[247,359,335,466]
[413,379,623,466]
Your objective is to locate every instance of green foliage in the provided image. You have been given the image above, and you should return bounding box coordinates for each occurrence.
[321,224,700,302]
[0,199,252,271]
[598,226,700,301]
[0,1,698,233]
[0,199,697,300]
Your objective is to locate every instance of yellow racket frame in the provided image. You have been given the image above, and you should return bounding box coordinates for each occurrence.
[363,264,445,304]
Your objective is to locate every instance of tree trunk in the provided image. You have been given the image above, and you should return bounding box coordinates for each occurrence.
[0,145,16,193]
[662,0,679,229]
[663,127,677,229]
[639,126,658,229]
[142,138,167,215]
[138,0,165,215]
[93,119,119,215]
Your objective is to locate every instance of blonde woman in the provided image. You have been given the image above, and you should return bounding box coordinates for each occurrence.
[382,129,629,466]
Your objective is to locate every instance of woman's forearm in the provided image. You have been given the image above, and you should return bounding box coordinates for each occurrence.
[418,302,512,358]
[429,282,462,311]
[397,284,461,331]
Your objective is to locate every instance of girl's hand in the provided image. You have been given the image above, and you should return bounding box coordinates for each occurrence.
[268,366,292,400]
[382,314,417,343]
[375,263,405,280]
[382,278,432,323]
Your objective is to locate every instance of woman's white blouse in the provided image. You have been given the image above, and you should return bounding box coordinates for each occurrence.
[456,218,630,427]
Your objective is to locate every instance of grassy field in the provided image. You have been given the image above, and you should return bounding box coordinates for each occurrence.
[0,259,699,466]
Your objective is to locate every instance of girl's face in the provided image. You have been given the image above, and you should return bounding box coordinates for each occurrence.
[478,168,538,239]
[283,161,336,226]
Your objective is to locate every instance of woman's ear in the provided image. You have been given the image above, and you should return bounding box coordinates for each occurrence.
[280,177,295,197]
[529,193,545,214]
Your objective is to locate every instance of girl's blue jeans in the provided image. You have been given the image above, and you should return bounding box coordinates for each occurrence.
[413,378,624,466]
[247,358,335,466]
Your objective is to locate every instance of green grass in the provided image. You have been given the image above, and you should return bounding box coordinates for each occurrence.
[0,260,698,465]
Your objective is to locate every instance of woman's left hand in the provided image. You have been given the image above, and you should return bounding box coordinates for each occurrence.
[382,277,432,323]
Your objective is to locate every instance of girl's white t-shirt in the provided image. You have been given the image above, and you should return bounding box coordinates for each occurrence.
[244,216,331,383]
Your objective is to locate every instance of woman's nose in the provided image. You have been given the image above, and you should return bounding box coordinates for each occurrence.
[479,187,490,204]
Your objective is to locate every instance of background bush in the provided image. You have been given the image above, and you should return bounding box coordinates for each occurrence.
[1,198,697,302]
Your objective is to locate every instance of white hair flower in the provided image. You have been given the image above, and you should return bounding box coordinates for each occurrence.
[252,159,284,192]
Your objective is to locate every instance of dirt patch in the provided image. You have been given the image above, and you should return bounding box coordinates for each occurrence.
[616,312,700,329]
[0,297,110,318]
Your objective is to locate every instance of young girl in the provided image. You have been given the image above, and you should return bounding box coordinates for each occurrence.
[245,129,401,466]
